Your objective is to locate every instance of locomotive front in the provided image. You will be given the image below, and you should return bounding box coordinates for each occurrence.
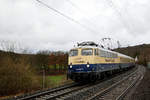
[67,42,98,82]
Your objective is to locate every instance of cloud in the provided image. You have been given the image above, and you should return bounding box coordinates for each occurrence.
[0,0,150,52]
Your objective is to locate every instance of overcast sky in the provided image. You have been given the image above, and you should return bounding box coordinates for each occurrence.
[0,0,150,52]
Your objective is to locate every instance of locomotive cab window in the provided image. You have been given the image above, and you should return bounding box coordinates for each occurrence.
[69,49,78,56]
[82,49,93,56]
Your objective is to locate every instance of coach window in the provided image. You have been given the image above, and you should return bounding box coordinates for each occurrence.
[110,53,113,58]
[106,52,109,58]
[112,53,115,58]
[115,54,118,58]
[69,49,78,56]
[82,49,93,56]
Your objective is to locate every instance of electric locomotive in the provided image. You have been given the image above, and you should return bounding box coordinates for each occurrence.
[67,41,135,82]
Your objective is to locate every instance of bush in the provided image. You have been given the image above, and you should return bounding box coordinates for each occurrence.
[0,56,41,96]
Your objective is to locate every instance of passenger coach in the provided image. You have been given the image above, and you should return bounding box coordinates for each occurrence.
[67,41,135,82]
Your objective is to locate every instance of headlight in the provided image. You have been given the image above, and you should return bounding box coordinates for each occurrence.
[70,65,72,68]
[87,64,90,67]
[87,62,90,67]
[70,63,72,68]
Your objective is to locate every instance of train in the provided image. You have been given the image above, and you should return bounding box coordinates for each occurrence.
[67,41,135,82]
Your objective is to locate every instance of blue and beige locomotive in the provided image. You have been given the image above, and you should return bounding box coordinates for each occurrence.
[67,41,135,82]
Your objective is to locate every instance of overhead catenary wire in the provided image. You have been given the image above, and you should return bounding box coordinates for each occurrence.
[65,0,99,29]
[65,0,90,17]
[36,0,99,34]
[105,0,135,48]
[65,0,81,11]
[105,0,133,34]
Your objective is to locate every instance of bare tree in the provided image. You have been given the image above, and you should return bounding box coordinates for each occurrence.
[0,40,19,52]
[0,40,30,53]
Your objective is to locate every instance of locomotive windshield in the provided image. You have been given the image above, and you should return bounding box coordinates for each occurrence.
[69,49,78,56]
[81,49,93,56]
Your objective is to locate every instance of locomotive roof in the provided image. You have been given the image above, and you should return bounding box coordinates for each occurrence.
[71,41,134,60]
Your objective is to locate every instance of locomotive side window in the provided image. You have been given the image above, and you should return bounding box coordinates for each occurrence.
[69,49,78,56]
[82,49,93,56]
[94,49,98,56]
[98,49,101,56]
[100,50,106,57]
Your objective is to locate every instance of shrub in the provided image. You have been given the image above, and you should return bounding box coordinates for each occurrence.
[0,56,41,96]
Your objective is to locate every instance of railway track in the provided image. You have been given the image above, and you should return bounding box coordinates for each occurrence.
[87,66,145,100]
[55,66,142,100]
[10,66,143,100]
[10,82,78,100]
[34,84,90,100]
[51,66,139,100]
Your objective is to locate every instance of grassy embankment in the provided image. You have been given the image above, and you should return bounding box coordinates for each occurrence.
[0,50,69,99]
[0,74,71,99]
[46,75,72,88]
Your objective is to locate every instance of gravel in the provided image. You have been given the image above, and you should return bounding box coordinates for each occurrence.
[127,67,150,100]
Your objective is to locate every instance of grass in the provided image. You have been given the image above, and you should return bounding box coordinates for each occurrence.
[0,75,72,99]
[46,74,72,88]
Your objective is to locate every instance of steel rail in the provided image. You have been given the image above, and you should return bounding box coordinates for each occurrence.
[116,67,145,100]
[12,82,78,100]
[87,68,139,100]
[56,67,137,100]
[38,84,91,100]
[116,75,142,100]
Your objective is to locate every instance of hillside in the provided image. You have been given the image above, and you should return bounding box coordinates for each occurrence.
[1,43,150,67]
[114,44,150,65]
[0,50,68,74]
